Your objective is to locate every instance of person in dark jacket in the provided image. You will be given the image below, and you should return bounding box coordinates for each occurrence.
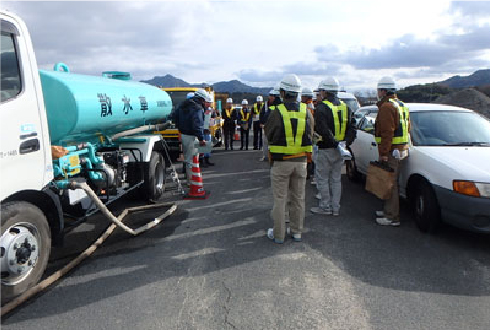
[174,89,206,182]
[222,98,237,150]
[311,77,356,216]
[259,88,280,161]
[265,74,312,244]
[252,96,265,150]
[238,99,252,150]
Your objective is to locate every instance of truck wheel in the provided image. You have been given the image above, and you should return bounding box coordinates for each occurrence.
[413,181,441,233]
[1,201,51,304]
[345,158,361,182]
[144,152,165,201]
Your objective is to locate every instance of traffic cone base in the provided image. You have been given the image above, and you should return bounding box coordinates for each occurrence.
[183,155,211,200]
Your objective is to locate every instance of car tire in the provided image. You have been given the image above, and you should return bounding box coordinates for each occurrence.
[1,201,51,304]
[143,152,166,201]
[413,180,441,233]
[345,158,361,182]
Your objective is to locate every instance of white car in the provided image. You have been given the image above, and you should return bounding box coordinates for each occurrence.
[347,103,490,233]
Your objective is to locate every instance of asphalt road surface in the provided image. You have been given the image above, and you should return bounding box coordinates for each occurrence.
[2,145,490,330]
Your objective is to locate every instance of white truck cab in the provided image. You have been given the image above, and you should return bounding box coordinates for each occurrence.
[1,10,170,303]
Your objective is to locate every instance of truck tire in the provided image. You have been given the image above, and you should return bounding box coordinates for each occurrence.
[413,180,441,233]
[143,152,165,201]
[1,201,51,305]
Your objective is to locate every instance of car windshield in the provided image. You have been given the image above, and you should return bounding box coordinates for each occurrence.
[167,91,191,113]
[410,111,490,146]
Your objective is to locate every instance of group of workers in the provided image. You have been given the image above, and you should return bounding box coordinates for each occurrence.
[174,74,410,243]
[221,96,272,152]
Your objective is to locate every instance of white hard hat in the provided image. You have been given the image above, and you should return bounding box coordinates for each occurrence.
[318,77,339,92]
[226,97,233,103]
[279,74,302,93]
[256,95,263,102]
[205,94,212,103]
[302,87,314,97]
[241,99,248,105]
[186,92,194,99]
[194,89,208,100]
[377,76,396,91]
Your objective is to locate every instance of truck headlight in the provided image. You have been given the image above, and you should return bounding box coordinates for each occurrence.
[453,180,490,198]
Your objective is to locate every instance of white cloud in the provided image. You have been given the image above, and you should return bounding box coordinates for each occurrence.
[2,0,489,90]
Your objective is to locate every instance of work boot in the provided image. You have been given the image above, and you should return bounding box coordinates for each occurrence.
[204,156,215,166]
[199,157,208,168]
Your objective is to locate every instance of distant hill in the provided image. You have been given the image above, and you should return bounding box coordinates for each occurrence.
[435,88,490,119]
[141,74,271,94]
[437,69,490,88]
[213,80,271,94]
[141,74,190,87]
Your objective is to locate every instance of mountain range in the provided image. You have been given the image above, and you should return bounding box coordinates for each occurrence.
[141,74,272,94]
[437,69,490,88]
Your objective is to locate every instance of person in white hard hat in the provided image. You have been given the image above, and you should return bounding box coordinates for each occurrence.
[311,77,356,216]
[265,74,312,244]
[238,99,252,150]
[374,76,410,227]
[222,97,237,150]
[259,87,281,161]
[252,95,265,150]
[174,89,207,184]
[301,87,315,180]
[200,93,215,167]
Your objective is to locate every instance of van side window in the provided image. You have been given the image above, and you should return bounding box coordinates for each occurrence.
[1,32,22,103]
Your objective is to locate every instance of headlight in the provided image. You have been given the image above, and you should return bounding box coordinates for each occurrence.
[453,180,490,198]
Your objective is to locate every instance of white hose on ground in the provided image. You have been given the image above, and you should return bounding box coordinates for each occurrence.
[1,181,177,316]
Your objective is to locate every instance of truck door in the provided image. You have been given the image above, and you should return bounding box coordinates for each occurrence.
[1,17,48,199]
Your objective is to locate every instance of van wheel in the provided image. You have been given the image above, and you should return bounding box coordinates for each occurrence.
[345,158,361,182]
[413,181,441,233]
[144,152,166,201]
[1,202,51,304]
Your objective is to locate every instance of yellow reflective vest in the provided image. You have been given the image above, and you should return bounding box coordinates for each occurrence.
[375,99,410,145]
[322,100,348,141]
[269,103,313,154]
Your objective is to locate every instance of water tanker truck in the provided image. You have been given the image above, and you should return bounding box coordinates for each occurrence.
[0,10,173,302]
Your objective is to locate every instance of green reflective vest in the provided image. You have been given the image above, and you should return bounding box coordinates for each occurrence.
[269,103,313,154]
[375,99,410,145]
[253,103,262,115]
[323,100,348,141]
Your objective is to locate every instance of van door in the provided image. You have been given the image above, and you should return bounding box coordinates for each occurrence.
[0,17,48,200]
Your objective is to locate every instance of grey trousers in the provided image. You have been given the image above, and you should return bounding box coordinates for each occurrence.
[271,161,307,241]
[181,134,198,183]
[316,148,342,212]
[384,154,400,221]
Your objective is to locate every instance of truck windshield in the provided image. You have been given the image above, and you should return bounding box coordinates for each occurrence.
[411,111,490,146]
[167,91,192,113]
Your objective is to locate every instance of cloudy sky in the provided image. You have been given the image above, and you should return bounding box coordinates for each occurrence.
[2,0,490,91]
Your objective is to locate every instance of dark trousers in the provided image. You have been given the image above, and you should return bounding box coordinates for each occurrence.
[241,129,249,149]
[253,121,262,149]
[224,126,235,150]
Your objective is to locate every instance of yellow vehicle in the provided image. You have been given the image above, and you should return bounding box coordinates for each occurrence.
[154,87,222,162]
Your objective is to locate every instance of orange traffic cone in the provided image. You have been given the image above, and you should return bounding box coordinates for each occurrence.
[183,155,210,200]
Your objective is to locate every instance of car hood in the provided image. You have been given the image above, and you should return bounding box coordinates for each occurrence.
[416,146,490,182]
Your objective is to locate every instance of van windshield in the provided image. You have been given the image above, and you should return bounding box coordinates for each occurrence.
[341,98,359,112]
